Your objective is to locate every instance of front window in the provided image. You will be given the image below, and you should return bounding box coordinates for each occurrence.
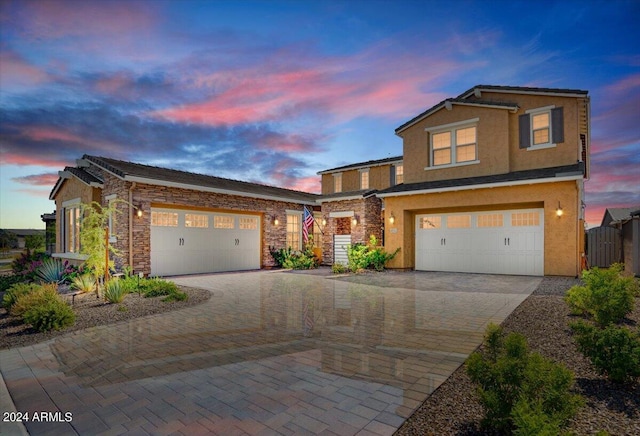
[333,173,342,193]
[286,213,301,249]
[395,164,404,184]
[431,126,477,166]
[63,206,81,253]
[360,170,369,190]
[532,112,550,145]
[313,212,323,247]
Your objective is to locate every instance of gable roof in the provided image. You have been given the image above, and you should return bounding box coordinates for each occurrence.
[601,206,640,227]
[81,155,319,205]
[377,163,585,198]
[318,155,403,175]
[49,166,104,200]
[395,84,589,135]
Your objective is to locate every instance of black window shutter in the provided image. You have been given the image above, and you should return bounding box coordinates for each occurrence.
[390,165,396,186]
[551,107,564,143]
[519,114,530,148]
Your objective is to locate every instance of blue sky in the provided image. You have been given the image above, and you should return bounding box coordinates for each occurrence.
[1,0,639,229]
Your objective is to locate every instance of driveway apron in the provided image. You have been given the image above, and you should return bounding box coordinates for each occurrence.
[0,271,540,435]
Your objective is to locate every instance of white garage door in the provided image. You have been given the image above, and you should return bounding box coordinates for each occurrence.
[415,208,543,276]
[150,208,261,276]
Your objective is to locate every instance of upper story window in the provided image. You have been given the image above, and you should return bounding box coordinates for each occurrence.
[520,106,564,150]
[360,169,369,190]
[333,173,342,193]
[426,118,479,169]
[395,165,404,184]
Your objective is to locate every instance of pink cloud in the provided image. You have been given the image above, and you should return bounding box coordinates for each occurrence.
[11,173,59,186]
[0,153,69,168]
[0,50,50,89]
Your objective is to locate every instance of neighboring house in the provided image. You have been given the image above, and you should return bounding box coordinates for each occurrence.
[2,229,46,249]
[49,85,591,277]
[600,206,640,276]
[40,211,56,254]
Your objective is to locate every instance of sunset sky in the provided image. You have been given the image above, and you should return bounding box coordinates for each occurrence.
[1,0,638,229]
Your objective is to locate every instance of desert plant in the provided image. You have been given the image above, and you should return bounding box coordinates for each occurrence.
[36,257,66,284]
[139,278,180,297]
[565,263,637,327]
[10,284,59,318]
[2,282,41,310]
[71,274,96,293]
[570,320,640,383]
[23,299,75,332]
[467,324,582,433]
[103,278,127,303]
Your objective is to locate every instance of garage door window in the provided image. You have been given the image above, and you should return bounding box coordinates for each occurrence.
[214,215,235,229]
[512,212,540,226]
[185,214,208,228]
[152,212,178,227]
[420,216,441,229]
[239,217,258,230]
[447,215,471,228]
[477,213,503,227]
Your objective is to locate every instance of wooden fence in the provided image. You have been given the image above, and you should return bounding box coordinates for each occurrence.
[586,226,621,268]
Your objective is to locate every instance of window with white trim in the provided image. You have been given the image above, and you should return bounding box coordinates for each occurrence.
[395,164,404,184]
[430,125,477,167]
[286,213,301,249]
[333,173,342,193]
[519,106,564,149]
[360,169,369,190]
[63,205,81,253]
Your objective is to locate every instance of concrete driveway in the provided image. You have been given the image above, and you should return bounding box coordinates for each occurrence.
[1,270,540,435]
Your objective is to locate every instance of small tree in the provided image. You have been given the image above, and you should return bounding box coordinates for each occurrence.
[80,201,122,287]
[25,233,45,251]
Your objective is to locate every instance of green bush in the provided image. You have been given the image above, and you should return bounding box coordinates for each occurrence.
[2,282,41,311]
[103,279,127,303]
[467,324,582,433]
[331,263,347,274]
[162,290,188,302]
[570,320,640,383]
[23,299,75,332]
[10,284,59,318]
[346,235,399,272]
[565,263,637,327]
[140,278,180,297]
[269,246,292,267]
[0,274,25,293]
[282,249,319,269]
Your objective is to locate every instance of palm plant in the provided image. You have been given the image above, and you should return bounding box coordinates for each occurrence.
[36,258,65,284]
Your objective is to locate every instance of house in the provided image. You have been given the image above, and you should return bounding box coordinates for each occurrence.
[600,206,640,276]
[377,85,590,277]
[49,85,590,277]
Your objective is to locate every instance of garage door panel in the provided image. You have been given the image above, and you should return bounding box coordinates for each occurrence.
[416,209,543,276]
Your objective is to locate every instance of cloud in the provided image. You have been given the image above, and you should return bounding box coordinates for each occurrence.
[11,173,59,186]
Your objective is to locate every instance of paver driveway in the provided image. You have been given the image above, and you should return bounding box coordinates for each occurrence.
[1,270,540,435]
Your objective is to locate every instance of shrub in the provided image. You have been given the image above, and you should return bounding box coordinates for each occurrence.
[467,324,582,433]
[2,283,41,311]
[570,320,640,383]
[140,278,179,297]
[11,250,50,281]
[23,299,75,332]
[565,263,636,327]
[162,290,188,302]
[282,250,318,270]
[10,284,59,318]
[269,246,292,267]
[346,235,400,272]
[36,258,67,284]
[0,274,24,293]
[331,263,347,274]
[71,274,96,293]
[103,279,127,303]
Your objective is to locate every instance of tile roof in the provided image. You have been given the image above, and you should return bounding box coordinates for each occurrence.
[318,155,403,174]
[457,85,589,99]
[601,206,640,226]
[49,166,104,200]
[317,189,378,202]
[83,155,320,204]
[378,163,585,196]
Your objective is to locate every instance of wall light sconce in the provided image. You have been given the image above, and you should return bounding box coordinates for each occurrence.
[351,215,359,226]
[135,206,143,218]
[273,217,279,226]
[556,202,563,217]
[389,213,395,225]
[321,217,327,226]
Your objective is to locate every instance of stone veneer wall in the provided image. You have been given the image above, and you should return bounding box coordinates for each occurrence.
[100,172,311,275]
[320,196,382,264]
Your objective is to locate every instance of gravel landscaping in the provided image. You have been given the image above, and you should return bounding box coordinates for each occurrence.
[0,285,211,350]
[396,276,640,436]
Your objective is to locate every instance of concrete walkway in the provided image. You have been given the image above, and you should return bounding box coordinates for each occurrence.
[0,271,540,435]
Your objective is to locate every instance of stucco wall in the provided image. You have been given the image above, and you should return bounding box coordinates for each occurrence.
[321,164,398,194]
[383,180,582,276]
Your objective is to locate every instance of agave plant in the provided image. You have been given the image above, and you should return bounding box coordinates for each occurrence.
[71,274,96,294]
[36,258,65,284]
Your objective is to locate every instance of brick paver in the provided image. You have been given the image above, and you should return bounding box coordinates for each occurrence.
[1,270,539,435]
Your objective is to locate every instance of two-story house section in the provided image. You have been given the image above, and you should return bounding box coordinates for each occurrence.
[316,156,403,265]
[378,85,590,276]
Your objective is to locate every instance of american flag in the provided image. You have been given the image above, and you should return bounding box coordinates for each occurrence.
[302,206,314,244]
